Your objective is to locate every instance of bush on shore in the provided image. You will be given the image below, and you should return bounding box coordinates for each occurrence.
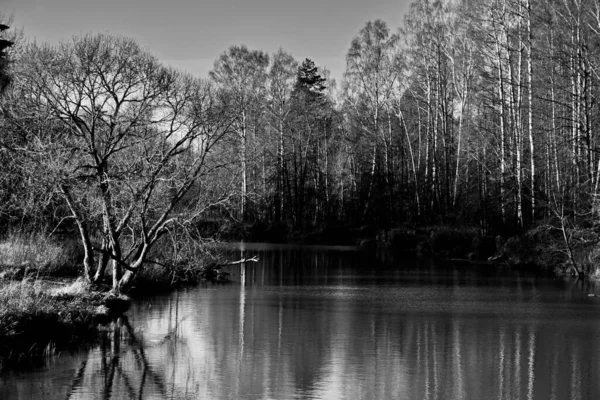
[376,227,425,252]
[126,234,233,295]
[429,226,480,258]
[501,227,564,268]
[377,226,497,261]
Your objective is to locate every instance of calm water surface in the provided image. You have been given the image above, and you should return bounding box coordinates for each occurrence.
[2,243,600,399]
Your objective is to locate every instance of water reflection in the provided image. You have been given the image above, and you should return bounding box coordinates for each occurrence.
[2,244,600,399]
[65,316,186,399]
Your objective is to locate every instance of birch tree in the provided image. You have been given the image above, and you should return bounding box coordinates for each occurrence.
[344,20,401,219]
[210,46,269,220]
[265,49,297,222]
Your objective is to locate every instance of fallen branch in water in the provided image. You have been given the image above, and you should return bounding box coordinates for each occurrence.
[222,256,259,266]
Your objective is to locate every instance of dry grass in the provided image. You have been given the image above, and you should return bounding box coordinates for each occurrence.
[0,276,100,338]
[0,277,55,337]
[0,233,82,276]
[0,275,104,370]
[50,277,90,297]
[0,233,92,339]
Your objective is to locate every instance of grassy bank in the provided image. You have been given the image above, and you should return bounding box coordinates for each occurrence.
[0,233,100,368]
[0,277,109,369]
[0,232,222,369]
[0,232,97,368]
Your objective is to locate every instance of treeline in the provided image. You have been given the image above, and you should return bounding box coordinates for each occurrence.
[196,0,600,234]
[3,0,600,246]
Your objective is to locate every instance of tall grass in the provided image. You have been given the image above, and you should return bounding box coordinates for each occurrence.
[0,232,82,277]
[0,277,51,337]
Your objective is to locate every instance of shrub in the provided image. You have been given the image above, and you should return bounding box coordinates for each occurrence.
[129,235,225,294]
[381,227,420,251]
[429,227,480,259]
[217,220,250,240]
[502,226,565,269]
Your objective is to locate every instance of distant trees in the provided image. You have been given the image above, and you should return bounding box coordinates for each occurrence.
[380,0,600,232]
[265,49,298,223]
[286,59,333,228]
[208,50,339,230]
[222,0,600,235]
[210,46,269,221]
[343,20,401,223]
[197,0,600,247]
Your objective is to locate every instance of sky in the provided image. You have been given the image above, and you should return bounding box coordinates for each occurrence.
[2,0,412,84]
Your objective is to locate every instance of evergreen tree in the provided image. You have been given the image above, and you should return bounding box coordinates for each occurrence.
[294,58,326,95]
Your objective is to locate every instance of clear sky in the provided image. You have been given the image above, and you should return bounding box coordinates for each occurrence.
[3,0,412,83]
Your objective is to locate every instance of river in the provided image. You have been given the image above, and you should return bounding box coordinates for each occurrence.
[2,243,600,399]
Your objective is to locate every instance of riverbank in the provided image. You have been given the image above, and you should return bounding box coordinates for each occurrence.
[0,233,222,369]
[0,220,595,369]
[375,224,600,277]
[0,278,104,368]
[212,219,598,277]
[0,262,222,370]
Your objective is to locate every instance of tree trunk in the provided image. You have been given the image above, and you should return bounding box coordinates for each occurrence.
[241,111,248,220]
[60,185,95,282]
[525,0,535,222]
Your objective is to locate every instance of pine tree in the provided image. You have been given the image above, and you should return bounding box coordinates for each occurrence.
[295,58,326,94]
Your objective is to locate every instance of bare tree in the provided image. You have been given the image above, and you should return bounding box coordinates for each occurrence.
[210,46,269,221]
[343,20,401,219]
[5,34,233,293]
[265,49,298,222]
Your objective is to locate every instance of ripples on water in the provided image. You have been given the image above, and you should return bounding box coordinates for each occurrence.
[2,243,600,399]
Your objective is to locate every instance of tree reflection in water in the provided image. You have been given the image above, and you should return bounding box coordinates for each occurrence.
[64,317,167,399]
[64,292,195,400]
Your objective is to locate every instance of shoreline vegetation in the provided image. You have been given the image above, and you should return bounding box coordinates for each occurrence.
[215,220,598,277]
[1,220,595,369]
[0,232,231,368]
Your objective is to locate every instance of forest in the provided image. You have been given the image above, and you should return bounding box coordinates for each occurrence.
[2,0,600,290]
